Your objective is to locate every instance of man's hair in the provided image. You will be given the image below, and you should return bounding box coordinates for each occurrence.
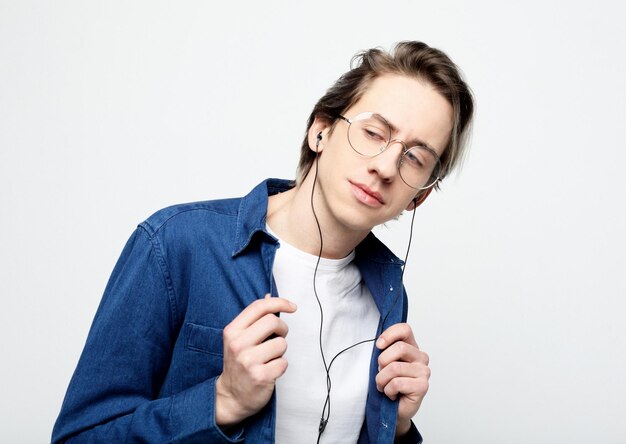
[296,41,474,188]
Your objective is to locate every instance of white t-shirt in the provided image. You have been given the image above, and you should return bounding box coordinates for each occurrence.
[269,229,380,443]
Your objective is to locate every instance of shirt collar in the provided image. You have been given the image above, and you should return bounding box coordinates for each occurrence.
[232,178,294,257]
[356,232,405,266]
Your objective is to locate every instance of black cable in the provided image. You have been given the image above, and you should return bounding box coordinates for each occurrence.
[310,147,419,442]
[310,147,332,443]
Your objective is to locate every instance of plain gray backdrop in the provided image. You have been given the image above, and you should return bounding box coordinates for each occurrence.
[1,1,625,442]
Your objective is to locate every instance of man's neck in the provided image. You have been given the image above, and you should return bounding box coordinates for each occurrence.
[266,174,369,260]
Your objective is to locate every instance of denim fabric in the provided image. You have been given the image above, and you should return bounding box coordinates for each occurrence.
[52,178,422,443]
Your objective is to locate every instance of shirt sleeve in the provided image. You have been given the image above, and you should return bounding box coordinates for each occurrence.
[52,227,241,443]
[396,420,423,444]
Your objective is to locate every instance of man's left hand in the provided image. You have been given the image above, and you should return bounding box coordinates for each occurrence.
[375,323,430,437]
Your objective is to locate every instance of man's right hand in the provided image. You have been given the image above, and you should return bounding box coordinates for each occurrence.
[215,294,297,427]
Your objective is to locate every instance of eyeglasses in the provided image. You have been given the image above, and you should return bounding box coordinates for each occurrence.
[338,112,441,190]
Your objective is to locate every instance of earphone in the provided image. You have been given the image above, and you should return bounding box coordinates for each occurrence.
[309,134,420,441]
[412,187,432,209]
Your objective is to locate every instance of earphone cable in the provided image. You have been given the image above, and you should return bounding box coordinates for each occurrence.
[311,144,419,442]
[310,149,332,444]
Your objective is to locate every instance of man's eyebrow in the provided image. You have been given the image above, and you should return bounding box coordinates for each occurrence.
[376,113,437,153]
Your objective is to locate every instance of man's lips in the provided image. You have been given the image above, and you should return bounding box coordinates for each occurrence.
[349,181,385,207]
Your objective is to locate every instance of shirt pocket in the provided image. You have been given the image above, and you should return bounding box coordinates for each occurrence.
[185,322,223,357]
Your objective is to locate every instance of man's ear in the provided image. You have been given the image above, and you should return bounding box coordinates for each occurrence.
[406,187,433,211]
[307,116,330,153]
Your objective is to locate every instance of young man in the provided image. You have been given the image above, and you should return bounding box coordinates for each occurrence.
[53,41,473,443]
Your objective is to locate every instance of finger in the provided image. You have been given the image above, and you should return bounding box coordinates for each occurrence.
[248,312,289,341]
[260,357,289,382]
[241,356,289,387]
[383,376,429,402]
[234,338,285,372]
[228,313,289,354]
[378,341,428,368]
[237,336,288,370]
[228,296,297,331]
[376,323,417,350]
[376,361,430,392]
[375,361,420,391]
[250,336,288,364]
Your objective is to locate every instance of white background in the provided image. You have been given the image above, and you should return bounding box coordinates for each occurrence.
[1,1,625,442]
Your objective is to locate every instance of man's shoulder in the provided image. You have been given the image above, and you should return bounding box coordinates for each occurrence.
[138,178,292,237]
[139,197,241,238]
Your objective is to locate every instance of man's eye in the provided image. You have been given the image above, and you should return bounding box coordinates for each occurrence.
[363,127,386,141]
[405,150,426,168]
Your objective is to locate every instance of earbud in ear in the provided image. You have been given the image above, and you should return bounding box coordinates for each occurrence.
[316,132,322,148]
[412,187,434,209]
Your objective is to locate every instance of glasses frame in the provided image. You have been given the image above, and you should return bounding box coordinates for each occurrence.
[337,112,442,190]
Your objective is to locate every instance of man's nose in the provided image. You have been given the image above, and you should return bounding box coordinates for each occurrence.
[367,140,404,181]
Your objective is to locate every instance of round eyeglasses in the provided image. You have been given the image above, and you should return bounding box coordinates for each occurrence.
[338,112,442,190]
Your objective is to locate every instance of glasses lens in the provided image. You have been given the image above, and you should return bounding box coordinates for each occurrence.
[399,146,441,189]
[347,113,391,156]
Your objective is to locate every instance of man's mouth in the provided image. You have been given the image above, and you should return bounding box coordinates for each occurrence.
[349,181,385,207]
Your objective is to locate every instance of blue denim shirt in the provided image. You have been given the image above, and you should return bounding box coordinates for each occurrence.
[52,178,422,443]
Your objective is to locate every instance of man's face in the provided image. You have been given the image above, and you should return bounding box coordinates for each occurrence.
[310,74,453,233]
